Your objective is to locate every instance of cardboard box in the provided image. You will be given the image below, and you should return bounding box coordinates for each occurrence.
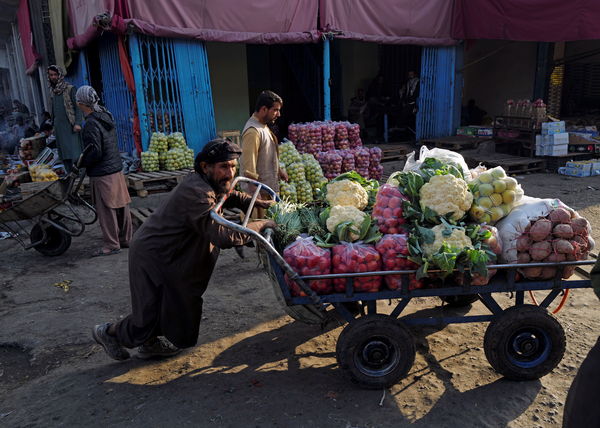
[558,167,591,177]
[456,126,478,136]
[542,121,566,135]
[565,161,593,174]
[545,144,569,156]
[475,127,493,137]
[588,159,600,176]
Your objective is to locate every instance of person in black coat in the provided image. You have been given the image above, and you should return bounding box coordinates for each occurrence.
[76,85,132,257]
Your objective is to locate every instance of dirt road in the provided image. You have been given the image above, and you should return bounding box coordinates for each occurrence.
[1,171,599,427]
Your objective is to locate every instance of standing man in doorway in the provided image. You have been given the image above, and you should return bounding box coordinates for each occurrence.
[240,90,288,216]
[47,65,84,172]
[399,70,420,134]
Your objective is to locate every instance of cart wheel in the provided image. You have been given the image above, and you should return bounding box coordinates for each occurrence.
[336,314,415,389]
[30,222,72,256]
[483,305,565,380]
[440,294,479,307]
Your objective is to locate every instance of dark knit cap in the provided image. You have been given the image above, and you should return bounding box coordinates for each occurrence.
[194,138,242,170]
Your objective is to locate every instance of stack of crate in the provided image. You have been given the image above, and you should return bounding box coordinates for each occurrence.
[535,121,568,156]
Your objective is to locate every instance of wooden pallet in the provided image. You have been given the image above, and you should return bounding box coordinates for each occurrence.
[127,169,193,197]
[130,207,155,228]
[422,136,492,152]
[464,154,546,175]
[369,143,414,162]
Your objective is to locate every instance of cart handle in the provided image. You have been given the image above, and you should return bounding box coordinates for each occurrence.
[210,177,328,311]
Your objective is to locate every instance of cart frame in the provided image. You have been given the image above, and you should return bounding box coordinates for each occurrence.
[211,177,595,388]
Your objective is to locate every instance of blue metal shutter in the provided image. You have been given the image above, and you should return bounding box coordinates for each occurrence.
[129,34,216,154]
[416,45,463,140]
[172,38,217,152]
[97,35,136,153]
[66,51,90,88]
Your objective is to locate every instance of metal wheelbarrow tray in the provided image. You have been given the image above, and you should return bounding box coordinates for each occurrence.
[0,169,96,256]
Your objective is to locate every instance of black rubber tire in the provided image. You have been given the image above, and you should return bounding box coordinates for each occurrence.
[336,314,416,389]
[30,222,72,256]
[483,304,566,380]
[440,294,479,307]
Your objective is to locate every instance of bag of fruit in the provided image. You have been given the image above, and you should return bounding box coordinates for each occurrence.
[471,225,502,285]
[340,149,356,173]
[283,236,332,296]
[372,184,408,234]
[332,242,382,293]
[375,234,423,290]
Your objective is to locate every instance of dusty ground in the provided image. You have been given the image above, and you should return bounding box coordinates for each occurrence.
[1,170,599,427]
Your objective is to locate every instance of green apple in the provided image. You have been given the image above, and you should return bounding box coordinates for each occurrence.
[491,167,506,179]
[493,179,507,193]
[479,183,494,196]
[470,205,486,219]
[478,196,493,209]
[502,189,516,204]
[490,207,504,222]
[478,172,493,183]
[490,193,503,206]
[480,213,492,224]
[500,203,512,216]
[504,177,518,190]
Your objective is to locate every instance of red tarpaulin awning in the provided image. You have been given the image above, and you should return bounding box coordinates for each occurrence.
[67,0,320,49]
[17,0,40,73]
[452,0,600,42]
[319,0,456,46]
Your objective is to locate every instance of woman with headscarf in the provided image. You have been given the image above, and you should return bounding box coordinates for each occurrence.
[47,65,84,172]
[76,85,132,257]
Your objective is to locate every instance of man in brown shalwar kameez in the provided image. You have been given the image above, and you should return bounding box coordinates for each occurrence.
[92,138,275,360]
[240,90,288,218]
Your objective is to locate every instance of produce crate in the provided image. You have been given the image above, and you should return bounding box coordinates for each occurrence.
[463,154,546,175]
[127,169,193,197]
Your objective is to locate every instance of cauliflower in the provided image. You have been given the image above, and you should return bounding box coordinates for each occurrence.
[326,180,368,210]
[326,205,367,241]
[421,224,473,256]
[419,174,473,221]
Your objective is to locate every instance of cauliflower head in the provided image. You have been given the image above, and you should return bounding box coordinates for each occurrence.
[421,224,473,256]
[326,180,368,210]
[326,205,367,241]
[419,174,473,220]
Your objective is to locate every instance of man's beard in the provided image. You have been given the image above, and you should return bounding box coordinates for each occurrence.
[207,175,231,194]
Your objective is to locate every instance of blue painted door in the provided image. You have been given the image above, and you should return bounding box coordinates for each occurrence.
[129,34,216,153]
[416,45,463,140]
[98,34,135,153]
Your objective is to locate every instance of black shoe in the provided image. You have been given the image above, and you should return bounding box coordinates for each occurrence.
[92,323,130,361]
[137,337,181,359]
